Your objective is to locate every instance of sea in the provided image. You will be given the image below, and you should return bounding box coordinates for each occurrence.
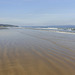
[22,25,75,34]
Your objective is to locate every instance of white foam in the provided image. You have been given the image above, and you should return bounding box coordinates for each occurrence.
[37,28,58,30]
[55,31,75,34]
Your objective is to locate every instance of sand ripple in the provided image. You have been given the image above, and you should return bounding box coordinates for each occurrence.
[0,29,75,75]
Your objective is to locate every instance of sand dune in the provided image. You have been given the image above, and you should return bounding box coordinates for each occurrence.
[0,29,75,75]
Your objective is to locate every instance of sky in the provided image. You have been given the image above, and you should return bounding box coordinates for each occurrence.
[0,0,75,26]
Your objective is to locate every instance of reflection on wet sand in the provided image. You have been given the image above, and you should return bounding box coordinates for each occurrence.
[0,29,75,75]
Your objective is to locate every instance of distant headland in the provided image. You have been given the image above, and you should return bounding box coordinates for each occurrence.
[0,24,18,27]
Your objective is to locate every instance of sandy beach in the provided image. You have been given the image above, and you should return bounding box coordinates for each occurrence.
[0,28,75,75]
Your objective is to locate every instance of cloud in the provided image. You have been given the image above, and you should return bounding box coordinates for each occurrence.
[0,13,75,26]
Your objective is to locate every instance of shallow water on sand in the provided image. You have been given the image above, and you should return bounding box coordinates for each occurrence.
[0,28,75,75]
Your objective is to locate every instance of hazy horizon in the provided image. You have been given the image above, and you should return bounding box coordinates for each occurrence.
[0,0,75,26]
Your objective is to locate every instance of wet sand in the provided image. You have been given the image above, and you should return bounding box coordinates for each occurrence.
[0,28,75,75]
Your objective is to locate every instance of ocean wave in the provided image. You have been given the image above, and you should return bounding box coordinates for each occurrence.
[22,25,75,34]
[33,28,75,34]
[54,31,75,34]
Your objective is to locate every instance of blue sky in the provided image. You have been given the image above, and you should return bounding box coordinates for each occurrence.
[0,0,75,26]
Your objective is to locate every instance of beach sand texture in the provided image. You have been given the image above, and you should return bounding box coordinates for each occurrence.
[0,28,75,75]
